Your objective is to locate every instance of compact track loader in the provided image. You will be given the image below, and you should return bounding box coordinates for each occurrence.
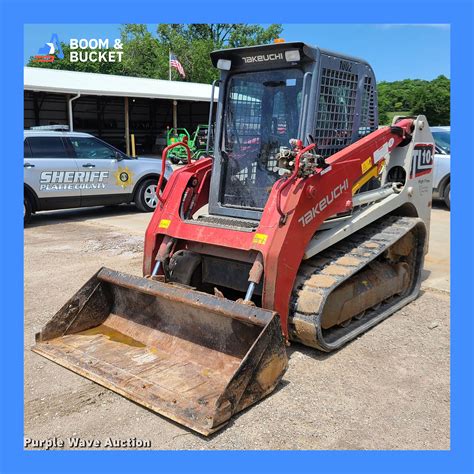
[33,42,434,435]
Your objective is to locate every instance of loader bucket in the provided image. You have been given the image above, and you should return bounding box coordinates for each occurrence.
[32,268,288,435]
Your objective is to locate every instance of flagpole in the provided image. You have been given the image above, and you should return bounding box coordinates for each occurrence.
[169,49,171,81]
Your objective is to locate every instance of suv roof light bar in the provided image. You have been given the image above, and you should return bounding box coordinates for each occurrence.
[30,125,70,131]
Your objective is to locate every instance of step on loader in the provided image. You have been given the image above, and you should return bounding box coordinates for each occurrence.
[33,42,434,435]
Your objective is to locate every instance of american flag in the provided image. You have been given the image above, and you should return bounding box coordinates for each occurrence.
[170,52,185,78]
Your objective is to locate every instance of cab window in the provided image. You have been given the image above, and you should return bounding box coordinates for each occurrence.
[69,137,117,160]
[26,137,68,159]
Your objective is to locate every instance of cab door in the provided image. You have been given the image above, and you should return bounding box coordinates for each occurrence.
[67,136,133,207]
[24,136,80,210]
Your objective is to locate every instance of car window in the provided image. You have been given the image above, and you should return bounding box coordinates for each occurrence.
[24,139,32,158]
[69,137,117,160]
[26,137,69,159]
[432,131,450,154]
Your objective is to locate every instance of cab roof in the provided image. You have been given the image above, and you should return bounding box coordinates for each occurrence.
[210,41,371,68]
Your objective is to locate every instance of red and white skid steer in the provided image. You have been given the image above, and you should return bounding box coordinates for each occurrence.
[33,42,434,435]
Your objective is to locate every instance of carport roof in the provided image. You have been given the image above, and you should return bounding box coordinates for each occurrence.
[24,67,218,102]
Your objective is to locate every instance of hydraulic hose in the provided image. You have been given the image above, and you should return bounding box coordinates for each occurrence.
[276,143,316,223]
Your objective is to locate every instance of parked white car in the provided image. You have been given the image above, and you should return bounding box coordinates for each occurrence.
[431,126,450,209]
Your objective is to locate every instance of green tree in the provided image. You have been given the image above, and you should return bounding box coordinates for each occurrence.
[155,24,283,83]
[412,75,450,125]
[377,76,450,125]
[120,24,165,79]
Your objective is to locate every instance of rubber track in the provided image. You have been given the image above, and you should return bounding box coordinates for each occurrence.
[289,216,426,352]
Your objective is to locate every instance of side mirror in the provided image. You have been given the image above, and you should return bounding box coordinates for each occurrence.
[115,151,124,161]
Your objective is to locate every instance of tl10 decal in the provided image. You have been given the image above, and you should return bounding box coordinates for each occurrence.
[410,144,434,179]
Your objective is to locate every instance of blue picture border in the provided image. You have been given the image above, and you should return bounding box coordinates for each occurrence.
[1,0,472,472]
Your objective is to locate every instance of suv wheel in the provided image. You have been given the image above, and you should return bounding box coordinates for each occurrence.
[444,182,450,209]
[24,196,32,225]
[135,179,159,212]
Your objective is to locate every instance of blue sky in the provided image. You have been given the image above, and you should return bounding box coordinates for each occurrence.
[24,24,450,82]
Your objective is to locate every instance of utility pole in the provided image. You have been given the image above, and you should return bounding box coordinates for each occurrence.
[173,100,178,130]
[124,97,130,156]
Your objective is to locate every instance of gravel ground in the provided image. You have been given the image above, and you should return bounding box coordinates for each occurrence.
[24,206,450,450]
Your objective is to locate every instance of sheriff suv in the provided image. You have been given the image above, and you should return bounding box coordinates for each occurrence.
[24,127,174,224]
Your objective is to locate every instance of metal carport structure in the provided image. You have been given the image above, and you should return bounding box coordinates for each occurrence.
[24,67,217,155]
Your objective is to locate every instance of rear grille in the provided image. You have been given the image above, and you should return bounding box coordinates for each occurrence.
[314,68,358,158]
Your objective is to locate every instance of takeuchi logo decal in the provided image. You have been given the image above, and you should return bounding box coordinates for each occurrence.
[242,52,283,64]
[34,33,64,63]
[298,179,349,227]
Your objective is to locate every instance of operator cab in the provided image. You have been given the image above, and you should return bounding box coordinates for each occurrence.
[207,42,378,221]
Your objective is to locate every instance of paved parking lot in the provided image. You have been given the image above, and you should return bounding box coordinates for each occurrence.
[24,202,450,450]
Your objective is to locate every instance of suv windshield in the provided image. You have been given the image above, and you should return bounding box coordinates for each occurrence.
[220,68,304,210]
[432,130,450,154]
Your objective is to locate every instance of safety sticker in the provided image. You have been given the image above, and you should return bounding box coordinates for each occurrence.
[253,233,268,245]
[361,157,373,174]
[158,219,171,229]
[374,142,389,163]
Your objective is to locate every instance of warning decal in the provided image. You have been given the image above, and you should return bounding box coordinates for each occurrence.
[158,219,171,229]
[253,233,268,245]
